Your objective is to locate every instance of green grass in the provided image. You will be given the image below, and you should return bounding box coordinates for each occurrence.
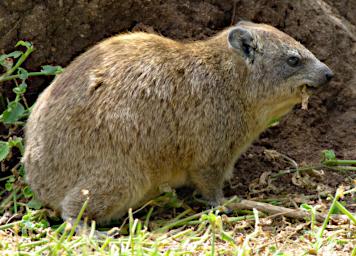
[0,189,355,255]
[0,42,355,255]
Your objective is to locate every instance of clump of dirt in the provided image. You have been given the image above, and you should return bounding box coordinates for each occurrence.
[0,0,355,198]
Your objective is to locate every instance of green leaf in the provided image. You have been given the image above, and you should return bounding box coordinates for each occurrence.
[207,212,217,223]
[330,206,341,215]
[27,198,43,210]
[19,164,25,176]
[2,51,23,59]
[300,203,313,211]
[13,81,27,95]
[17,67,29,80]
[36,219,49,229]
[8,137,24,155]
[269,245,277,253]
[220,231,236,244]
[8,51,23,59]
[322,149,336,161]
[0,51,23,63]
[41,65,63,75]
[7,176,15,183]
[273,253,288,256]
[23,186,33,198]
[5,181,13,191]
[2,101,25,124]
[0,141,10,161]
[15,41,33,49]
[22,213,31,221]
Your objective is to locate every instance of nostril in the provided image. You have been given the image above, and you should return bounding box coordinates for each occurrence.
[325,70,334,81]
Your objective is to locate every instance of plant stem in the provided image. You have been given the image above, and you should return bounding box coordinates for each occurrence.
[0,175,14,181]
[144,206,154,228]
[0,220,22,230]
[0,188,19,212]
[317,189,341,239]
[154,197,238,232]
[272,165,324,178]
[325,166,356,171]
[334,201,356,224]
[323,159,356,166]
[352,245,356,256]
[67,197,89,240]
[211,224,215,256]
[19,239,49,249]
[0,71,55,83]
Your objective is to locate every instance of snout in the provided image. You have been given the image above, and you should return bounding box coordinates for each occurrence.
[317,62,334,86]
[307,62,334,88]
[324,67,334,83]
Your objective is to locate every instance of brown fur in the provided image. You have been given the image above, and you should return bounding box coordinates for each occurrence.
[23,21,332,225]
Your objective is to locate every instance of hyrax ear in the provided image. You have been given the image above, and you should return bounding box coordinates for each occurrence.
[228,27,255,62]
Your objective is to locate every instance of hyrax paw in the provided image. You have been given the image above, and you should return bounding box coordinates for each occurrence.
[207,197,226,207]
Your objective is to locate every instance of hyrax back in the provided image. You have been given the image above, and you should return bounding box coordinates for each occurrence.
[24,21,333,224]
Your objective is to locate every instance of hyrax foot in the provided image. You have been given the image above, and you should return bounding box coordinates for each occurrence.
[60,185,131,226]
[195,193,226,208]
[190,168,225,206]
[207,196,226,207]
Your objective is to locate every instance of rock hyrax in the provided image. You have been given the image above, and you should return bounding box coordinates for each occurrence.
[23,21,333,225]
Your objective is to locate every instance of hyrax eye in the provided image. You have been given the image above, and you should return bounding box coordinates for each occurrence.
[287,56,300,67]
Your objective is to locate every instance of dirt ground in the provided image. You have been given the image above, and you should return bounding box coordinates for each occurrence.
[0,0,355,201]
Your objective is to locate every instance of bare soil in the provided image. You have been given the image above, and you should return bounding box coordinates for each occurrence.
[0,0,355,203]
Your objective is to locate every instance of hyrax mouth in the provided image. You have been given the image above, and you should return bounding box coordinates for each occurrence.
[298,83,319,110]
[300,85,310,110]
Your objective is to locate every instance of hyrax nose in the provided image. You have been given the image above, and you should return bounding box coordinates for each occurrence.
[325,69,334,82]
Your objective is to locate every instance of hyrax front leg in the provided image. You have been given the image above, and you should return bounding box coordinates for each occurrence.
[190,167,226,206]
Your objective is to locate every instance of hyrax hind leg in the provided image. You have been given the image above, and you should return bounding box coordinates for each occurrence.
[60,180,137,226]
[189,165,226,206]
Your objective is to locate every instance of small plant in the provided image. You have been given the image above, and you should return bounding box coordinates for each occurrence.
[0,41,62,215]
[321,149,356,170]
[300,187,356,254]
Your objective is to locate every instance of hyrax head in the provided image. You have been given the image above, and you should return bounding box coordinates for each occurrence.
[227,21,333,116]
